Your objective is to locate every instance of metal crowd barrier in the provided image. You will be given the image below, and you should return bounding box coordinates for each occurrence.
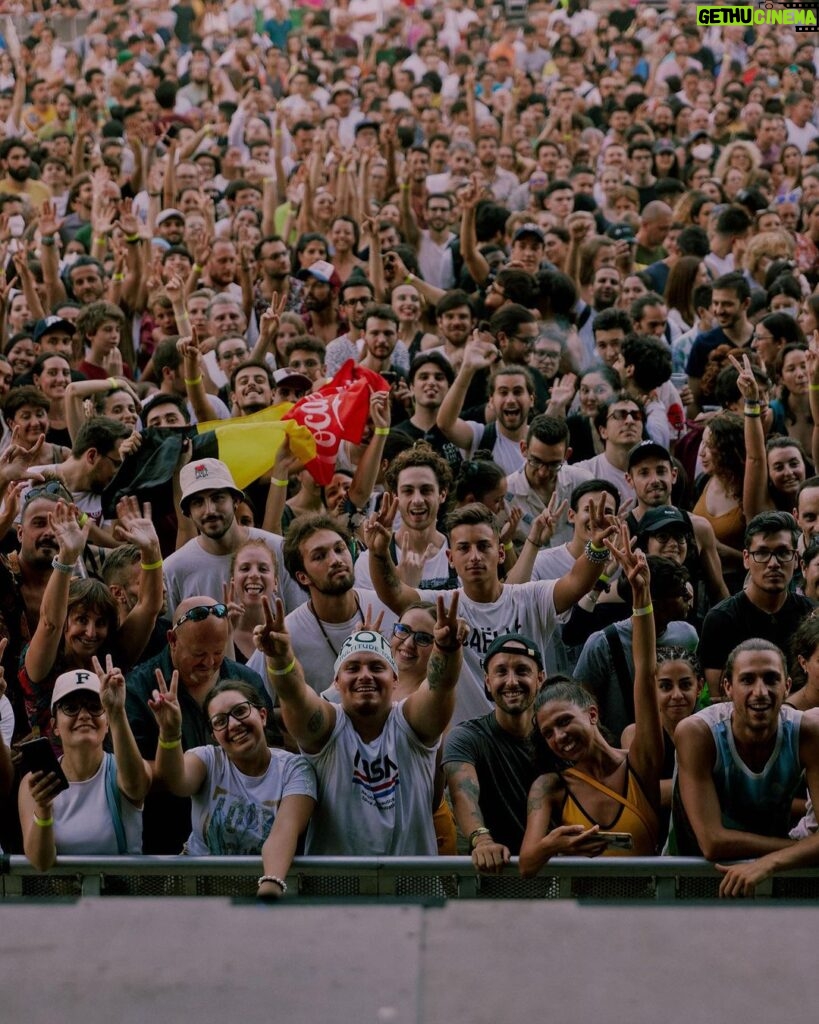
[4,856,819,900]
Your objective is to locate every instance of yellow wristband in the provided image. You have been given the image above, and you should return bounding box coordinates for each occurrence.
[124,233,140,243]
[158,736,182,750]
[112,273,125,282]
[33,814,54,827]
[810,384,819,393]
[589,541,607,553]
[193,263,203,273]
[503,541,514,552]
[141,558,163,570]
[271,478,288,487]
[632,604,653,617]
[374,427,390,435]
[267,657,296,676]
[404,273,415,284]
[184,375,203,386]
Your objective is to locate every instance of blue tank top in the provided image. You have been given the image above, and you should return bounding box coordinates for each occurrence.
[707,702,803,838]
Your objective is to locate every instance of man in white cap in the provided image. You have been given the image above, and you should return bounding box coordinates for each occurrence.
[163,457,304,616]
[255,593,466,855]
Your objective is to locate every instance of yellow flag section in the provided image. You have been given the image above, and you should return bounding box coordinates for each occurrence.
[195,403,317,489]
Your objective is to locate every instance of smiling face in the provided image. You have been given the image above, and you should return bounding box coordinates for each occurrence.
[656,659,701,734]
[232,543,277,607]
[395,465,445,533]
[724,648,789,737]
[490,373,532,433]
[767,445,805,500]
[390,606,436,676]
[780,348,809,396]
[33,355,71,400]
[627,456,677,508]
[536,699,598,761]
[484,648,542,716]
[9,401,48,445]
[232,366,272,413]
[207,688,267,758]
[334,651,396,716]
[63,604,110,663]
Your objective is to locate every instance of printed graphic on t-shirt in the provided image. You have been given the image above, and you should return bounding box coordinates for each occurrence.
[353,750,399,809]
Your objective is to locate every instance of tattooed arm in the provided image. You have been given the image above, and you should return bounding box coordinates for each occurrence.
[403,594,466,745]
[255,598,336,755]
[444,760,510,873]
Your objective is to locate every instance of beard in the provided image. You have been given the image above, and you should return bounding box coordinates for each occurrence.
[7,165,30,183]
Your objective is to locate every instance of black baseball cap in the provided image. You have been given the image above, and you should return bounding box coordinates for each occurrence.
[627,440,671,470]
[636,506,689,536]
[483,633,543,672]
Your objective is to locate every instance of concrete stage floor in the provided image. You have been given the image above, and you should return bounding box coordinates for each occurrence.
[3,898,810,1023]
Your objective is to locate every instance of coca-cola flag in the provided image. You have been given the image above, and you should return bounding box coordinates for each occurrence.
[283,360,390,484]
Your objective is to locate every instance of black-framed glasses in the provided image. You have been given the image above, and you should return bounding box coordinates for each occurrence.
[509,334,536,348]
[607,409,643,422]
[173,603,229,630]
[747,547,797,564]
[101,451,123,470]
[57,697,105,718]
[209,700,256,732]
[526,455,564,474]
[24,479,73,505]
[393,623,434,647]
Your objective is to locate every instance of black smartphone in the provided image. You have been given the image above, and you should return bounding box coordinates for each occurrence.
[18,737,70,794]
[381,371,399,385]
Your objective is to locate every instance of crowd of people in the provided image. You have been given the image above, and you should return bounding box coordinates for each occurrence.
[0,0,818,899]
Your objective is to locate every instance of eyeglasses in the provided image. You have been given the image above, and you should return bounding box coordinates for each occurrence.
[526,455,565,474]
[509,334,536,348]
[101,452,123,469]
[57,697,105,717]
[24,479,74,505]
[209,700,257,732]
[393,623,434,647]
[173,603,229,630]
[747,547,797,564]
[607,409,643,422]
[533,349,561,361]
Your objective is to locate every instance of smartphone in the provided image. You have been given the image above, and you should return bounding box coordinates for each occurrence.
[18,737,70,794]
[381,370,399,385]
[595,831,633,850]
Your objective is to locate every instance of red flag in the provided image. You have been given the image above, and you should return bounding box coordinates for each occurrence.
[283,360,390,485]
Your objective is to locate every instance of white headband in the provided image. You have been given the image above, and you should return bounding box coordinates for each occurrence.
[334,630,397,677]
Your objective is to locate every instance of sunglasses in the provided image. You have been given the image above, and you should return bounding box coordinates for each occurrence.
[24,479,74,505]
[393,623,434,647]
[57,697,105,717]
[173,603,229,630]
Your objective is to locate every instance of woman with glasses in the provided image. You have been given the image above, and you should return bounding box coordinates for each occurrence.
[148,674,315,872]
[20,499,163,743]
[19,659,151,870]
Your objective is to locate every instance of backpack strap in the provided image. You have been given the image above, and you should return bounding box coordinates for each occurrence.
[103,752,128,855]
[603,624,635,725]
[477,421,497,453]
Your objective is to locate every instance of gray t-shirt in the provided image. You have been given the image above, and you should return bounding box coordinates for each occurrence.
[163,528,306,618]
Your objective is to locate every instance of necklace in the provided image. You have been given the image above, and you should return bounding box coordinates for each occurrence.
[307,595,363,656]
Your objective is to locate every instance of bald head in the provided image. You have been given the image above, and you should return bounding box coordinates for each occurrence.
[168,596,229,692]
[639,201,673,247]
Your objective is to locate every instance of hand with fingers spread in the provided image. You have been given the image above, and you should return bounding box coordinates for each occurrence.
[499,506,523,550]
[356,604,385,634]
[432,592,467,653]
[113,497,160,556]
[363,495,399,558]
[92,654,127,719]
[549,374,577,411]
[148,668,183,742]
[49,500,90,566]
[0,432,45,485]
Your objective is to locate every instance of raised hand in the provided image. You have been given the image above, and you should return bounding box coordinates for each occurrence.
[432,592,467,652]
[548,374,577,410]
[38,200,61,239]
[356,604,385,633]
[499,505,523,548]
[48,501,90,564]
[113,497,160,553]
[369,388,391,431]
[0,431,45,481]
[102,346,124,378]
[222,579,246,627]
[396,535,437,588]
[148,668,182,740]
[528,493,569,548]
[253,597,292,661]
[362,495,398,558]
[93,654,126,718]
[587,492,619,551]
[604,520,649,604]
[727,352,759,403]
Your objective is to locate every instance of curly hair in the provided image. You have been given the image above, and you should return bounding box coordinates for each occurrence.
[383,441,454,496]
[704,411,746,501]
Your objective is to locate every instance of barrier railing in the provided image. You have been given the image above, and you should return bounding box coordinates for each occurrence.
[5,855,819,900]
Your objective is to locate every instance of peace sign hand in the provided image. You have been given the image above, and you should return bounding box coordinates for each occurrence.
[356,604,385,633]
[93,654,126,718]
[433,592,467,653]
[529,492,569,548]
[363,495,398,558]
[587,493,619,550]
[604,521,649,605]
[254,597,293,661]
[148,668,182,741]
[727,352,759,403]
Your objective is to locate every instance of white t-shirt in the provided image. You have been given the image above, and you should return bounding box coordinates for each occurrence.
[572,453,635,505]
[465,421,525,476]
[185,744,316,855]
[163,528,306,618]
[52,752,143,855]
[418,580,559,725]
[354,537,452,591]
[267,587,398,697]
[303,700,438,855]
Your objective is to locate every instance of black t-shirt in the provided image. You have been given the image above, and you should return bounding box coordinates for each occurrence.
[698,590,814,671]
[389,421,463,474]
[442,713,547,854]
